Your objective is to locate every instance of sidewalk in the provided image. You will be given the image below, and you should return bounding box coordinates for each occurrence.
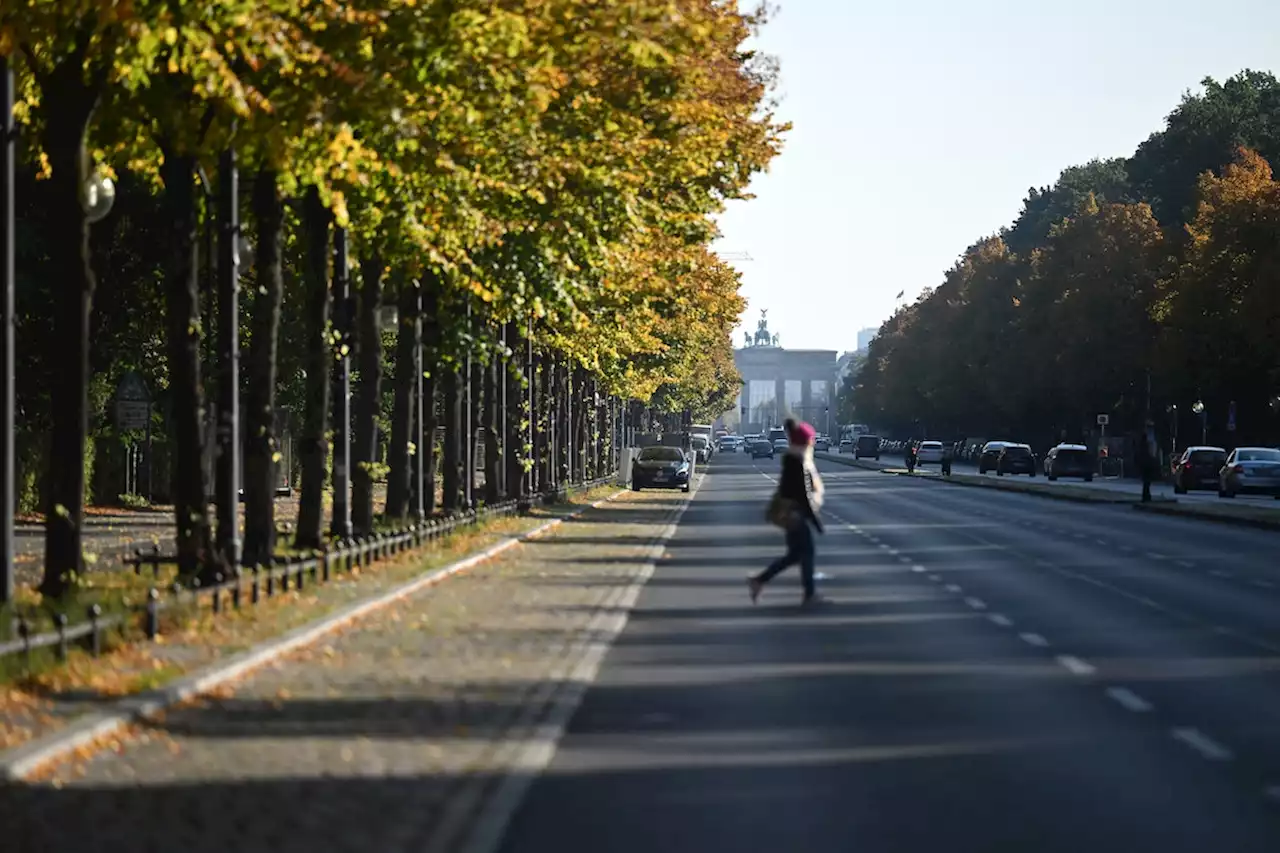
[1,487,686,853]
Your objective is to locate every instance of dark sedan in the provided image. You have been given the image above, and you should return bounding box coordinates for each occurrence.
[631,446,692,492]
[1173,446,1227,494]
[750,439,775,459]
[997,444,1036,476]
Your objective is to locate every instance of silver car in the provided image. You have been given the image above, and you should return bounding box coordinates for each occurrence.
[1218,446,1280,498]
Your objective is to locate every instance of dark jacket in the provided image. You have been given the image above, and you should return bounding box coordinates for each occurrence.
[777,452,824,533]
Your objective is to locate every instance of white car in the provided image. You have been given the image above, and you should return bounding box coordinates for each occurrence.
[916,441,944,464]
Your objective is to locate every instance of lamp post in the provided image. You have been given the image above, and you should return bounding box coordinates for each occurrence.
[1192,400,1206,445]
[1,58,13,607]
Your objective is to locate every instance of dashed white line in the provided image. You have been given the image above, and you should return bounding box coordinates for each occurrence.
[987,614,1013,628]
[944,584,963,594]
[964,596,987,611]
[1094,538,1109,546]
[897,556,912,564]
[1210,569,1234,579]
[910,564,925,573]
[1175,560,1195,569]
[1171,727,1233,762]
[1056,655,1096,676]
[1105,687,1153,713]
[879,544,893,552]
[1019,632,1050,647]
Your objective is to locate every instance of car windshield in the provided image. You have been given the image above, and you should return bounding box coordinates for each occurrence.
[1188,450,1226,464]
[638,447,684,462]
[1237,448,1280,462]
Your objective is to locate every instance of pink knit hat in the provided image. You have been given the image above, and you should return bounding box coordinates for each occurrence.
[789,421,816,445]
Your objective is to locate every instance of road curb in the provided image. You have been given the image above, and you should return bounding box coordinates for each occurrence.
[0,489,628,782]
[1132,500,1280,531]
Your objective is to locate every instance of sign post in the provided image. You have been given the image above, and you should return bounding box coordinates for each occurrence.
[114,372,152,501]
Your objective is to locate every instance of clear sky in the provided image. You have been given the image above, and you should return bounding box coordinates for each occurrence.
[715,0,1280,354]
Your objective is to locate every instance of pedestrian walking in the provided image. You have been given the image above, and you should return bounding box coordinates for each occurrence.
[1137,419,1158,502]
[748,420,826,605]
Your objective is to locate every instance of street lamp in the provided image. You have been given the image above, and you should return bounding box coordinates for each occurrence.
[1192,400,1206,444]
[81,168,116,224]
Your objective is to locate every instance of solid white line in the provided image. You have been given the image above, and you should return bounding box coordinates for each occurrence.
[1019,632,1050,647]
[944,583,963,594]
[1105,687,1153,713]
[1171,727,1233,762]
[964,596,987,611]
[1056,655,1096,676]
[988,614,1013,628]
[911,565,926,573]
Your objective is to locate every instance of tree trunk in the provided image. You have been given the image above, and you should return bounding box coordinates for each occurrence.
[385,281,418,521]
[504,324,524,500]
[441,361,462,513]
[153,149,215,578]
[294,188,331,550]
[484,351,500,504]
[38,62,102,598]
[470,348,484,506]
[242,168,285,568]
[421,284,441,514]
[351,255,384,535]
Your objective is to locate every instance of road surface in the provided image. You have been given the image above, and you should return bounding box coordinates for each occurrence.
[497,450,1280,852]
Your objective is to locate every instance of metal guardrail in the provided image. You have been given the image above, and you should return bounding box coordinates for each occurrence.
[0,475,616,674]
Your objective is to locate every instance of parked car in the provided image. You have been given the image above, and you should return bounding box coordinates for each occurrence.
[631,446,692,492]
[751,438,775,459]
[978,441,1011,474]
[855,434,881,459]
[1044,444,1092,481]
[916,440,944,464]
[1172,446,1227,493]
[1218,446,1280,498]
[997,444,1036,476]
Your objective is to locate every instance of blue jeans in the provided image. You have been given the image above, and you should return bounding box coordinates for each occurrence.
[757,522,816,598]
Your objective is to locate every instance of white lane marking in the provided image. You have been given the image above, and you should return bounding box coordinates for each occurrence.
[1210,569,1234,579]
[1145,552,1166,560]
[1094,538,1109,546]
[1171,728,1233,762]
[897,556,912,564]
[964,596,987,611]
[1105,687,1153,713]
[1019,632,1050,647]
[988,614,1013,628]
[1056,655,1096,676]
[1175,560,1195,569]
[911,565,926,573]
[944,584,963,594]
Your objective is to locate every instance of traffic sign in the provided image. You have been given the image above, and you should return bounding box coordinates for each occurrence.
[115,371,150,402]
[1096,414,1110,426]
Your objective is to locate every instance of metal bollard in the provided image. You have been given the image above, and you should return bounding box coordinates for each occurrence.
[87,604,102,657]
[146,588,161,639]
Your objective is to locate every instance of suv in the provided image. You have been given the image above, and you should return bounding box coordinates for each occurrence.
[1043,444,1092,481]
[997,444,1036,476]
[1172,446,1227,494]
[855,434,881,459]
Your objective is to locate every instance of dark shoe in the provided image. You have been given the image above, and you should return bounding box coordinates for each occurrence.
[747,576,763,604]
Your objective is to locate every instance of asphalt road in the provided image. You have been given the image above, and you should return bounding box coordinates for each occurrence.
[495,449,1280,852]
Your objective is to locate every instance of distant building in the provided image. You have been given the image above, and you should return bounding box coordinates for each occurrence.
[856,327,877,353]
[728,310,837,435]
